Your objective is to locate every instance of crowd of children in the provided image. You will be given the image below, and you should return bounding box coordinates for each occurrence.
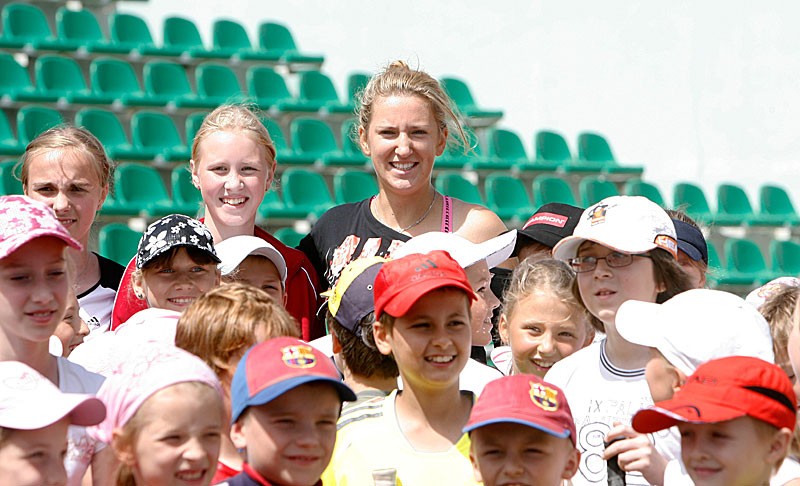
[3,59,800,486]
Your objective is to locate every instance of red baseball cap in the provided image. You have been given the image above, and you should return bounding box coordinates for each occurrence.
[463,374,577,445]
[373,250,476,318]
[633,356,797,433]
[230,337,356,423]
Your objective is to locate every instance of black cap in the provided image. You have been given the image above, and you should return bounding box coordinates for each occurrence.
[672,219,708,264]
[515,203,583,253]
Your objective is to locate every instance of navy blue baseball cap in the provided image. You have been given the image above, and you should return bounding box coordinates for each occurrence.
[672,219,708,264]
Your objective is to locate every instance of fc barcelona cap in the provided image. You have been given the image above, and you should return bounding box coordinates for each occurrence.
[632,356,797,434]
[516,203,583,252]
[552,196,677,261]
[230,337,356,423]
[463,374,576,445]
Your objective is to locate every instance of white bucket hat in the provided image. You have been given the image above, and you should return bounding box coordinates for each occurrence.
[391,230,517,269]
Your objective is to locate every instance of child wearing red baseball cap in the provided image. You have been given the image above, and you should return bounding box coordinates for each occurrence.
[464,374,580,486]
[633,356,797,486]
[328,250,480,485]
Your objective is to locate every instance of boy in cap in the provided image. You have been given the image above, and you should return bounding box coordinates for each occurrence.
[216,235,288,307]
[633,356,796,486]
[0,361,106,486]
[464,374,580,486]
[224,336,356,486]
[516,203,583,262]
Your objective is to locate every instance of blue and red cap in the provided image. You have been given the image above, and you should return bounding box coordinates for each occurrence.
[230,336,356,423]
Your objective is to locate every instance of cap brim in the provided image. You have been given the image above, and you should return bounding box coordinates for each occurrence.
[515,228,559,252]
[480,230,517,269]
[382,278,475,317]
[216,239,286,282]
[142,243,222,269]
[4,230,82,258]
[9,395,106,430]
[677,241,703,262]
[614,299,666,348]
[463,417,572,441]
[632,401,747,434]
[552,235,657,261]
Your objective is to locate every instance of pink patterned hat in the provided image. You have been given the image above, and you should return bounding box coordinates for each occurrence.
[0,195,81,259]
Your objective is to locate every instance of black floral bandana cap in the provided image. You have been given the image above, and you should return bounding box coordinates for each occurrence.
[136,214,221,269]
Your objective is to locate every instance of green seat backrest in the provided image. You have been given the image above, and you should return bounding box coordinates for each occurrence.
[172,165,202,205]
[707,241,723,273]
[291,118,337,156]
[75,108,129,147]
[16,106,62,144]
[114,163,169,203]
[435,172,483,205]
[717,183,755,217]
[488,128,528,162]
[532,175,577,206]
[3,2,53,42]
[247,66,292,101]
[0,110,16,144]
[299,71,340,104]
[196,63,241,99]
[0,53,34,92]
[260,118,290,154]
[131,112,183,150]
[98,223,141,266]
[535,130,573,164]
[185,112,209,144]
[258,22,297,53]
[340,119,364,156]
[760,185,797,217]
[440,77,475,109]
[334,170,378,204]
[163,16,204,49]
[144,61,194,97]
[442,127,484,160]
[213,19,252,50]
[673,183,713,220]
[725,238,767,274]
[56,8,103,43]
[624,179,665,207]
[36,55,87,92]
[578,132,615,164]
[282,168,333,208]
[0,160,22,195]
[91,58,141,96]
[347,72,369,103]
[580,176,619,207]
[486,174,531,209]
[110,13,155,46]
[771,240,800,275]
[274,227,304,248]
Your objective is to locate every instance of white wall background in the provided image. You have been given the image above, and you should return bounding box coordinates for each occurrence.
[119,0,800,207]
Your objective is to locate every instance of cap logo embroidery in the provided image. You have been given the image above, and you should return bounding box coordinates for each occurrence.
[281,345,316,369]
[654,234,678,256]
[588,204,608,226]
[523,212,568,229]
[529,382,559,411]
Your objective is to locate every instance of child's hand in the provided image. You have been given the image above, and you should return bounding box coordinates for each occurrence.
[603,422,667,486]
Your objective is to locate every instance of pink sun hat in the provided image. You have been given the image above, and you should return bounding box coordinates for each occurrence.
[0,195,81,259]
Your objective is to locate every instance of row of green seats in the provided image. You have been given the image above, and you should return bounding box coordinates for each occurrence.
[0,3,321,65]
[708,238,800,288]
[0,53,364,114]
[674,182,800,227]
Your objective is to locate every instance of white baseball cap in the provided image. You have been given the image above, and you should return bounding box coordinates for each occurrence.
[0,361,106,430]
[745,277,800,309]
[391,230,517,269]
[215,235,287,286]
[615,289,774,375]
[552,196,677,261]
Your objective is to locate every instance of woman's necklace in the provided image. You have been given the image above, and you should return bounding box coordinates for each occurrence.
[376,191,438,233]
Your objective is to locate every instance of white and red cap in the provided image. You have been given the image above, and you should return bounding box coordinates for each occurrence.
[552,196,677,260]
[0,361,105,430]
[0,195,81,260]
[391,230,517,270]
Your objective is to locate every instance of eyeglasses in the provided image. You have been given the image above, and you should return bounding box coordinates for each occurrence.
[569,252,652,273]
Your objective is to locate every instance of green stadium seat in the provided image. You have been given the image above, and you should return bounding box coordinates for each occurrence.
[485,128,527,170]
[258,190,310,220]
[577,132,644,175]
[163,16,228,59]
[99,190,136,216]
[532,174,578,208]
[579,176,619,207]
[440,77,503,124]
[347,72,369,106]
[485,173,533,221]
[705,241,731,287]
[290,117,365,166]
[1,2,78,51]
[56,8,130,54]
[212,19,280,61]
[91,57,169,107]
[144,61,217,109]
[273,227,305,248]
[98,223,141,266]
[113,163,174,217]
[0,53,58,102]
[281,168,334,217]
[195,62,246,105]
[185,111,209,145]
[435,172,484,206]
[298,71,352,114]
[109,13,183,57]
[437,127,490,169]
[759,185,800,226]
[623,179,666,207]
[0,111,24,156]
[0,160,22,195]
[673,182,714,224]
[258,22,324,66]
[260,118,315,166]
[535,130,598,173]
[75,108,154,161]
[16,105,62,145]
[171,165,203,216]
[34,55,114,105]
[340,119,368,164]
[333,170,378,204]
[724,238,776,285]
[246,66,316,112]
[716,183,769,226]
[770,240,800,277]
[131,111,190,161]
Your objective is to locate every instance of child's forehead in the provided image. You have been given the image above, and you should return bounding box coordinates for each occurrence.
[472,422,567,445]
[248,382,343,414]
[241,255,279,274]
